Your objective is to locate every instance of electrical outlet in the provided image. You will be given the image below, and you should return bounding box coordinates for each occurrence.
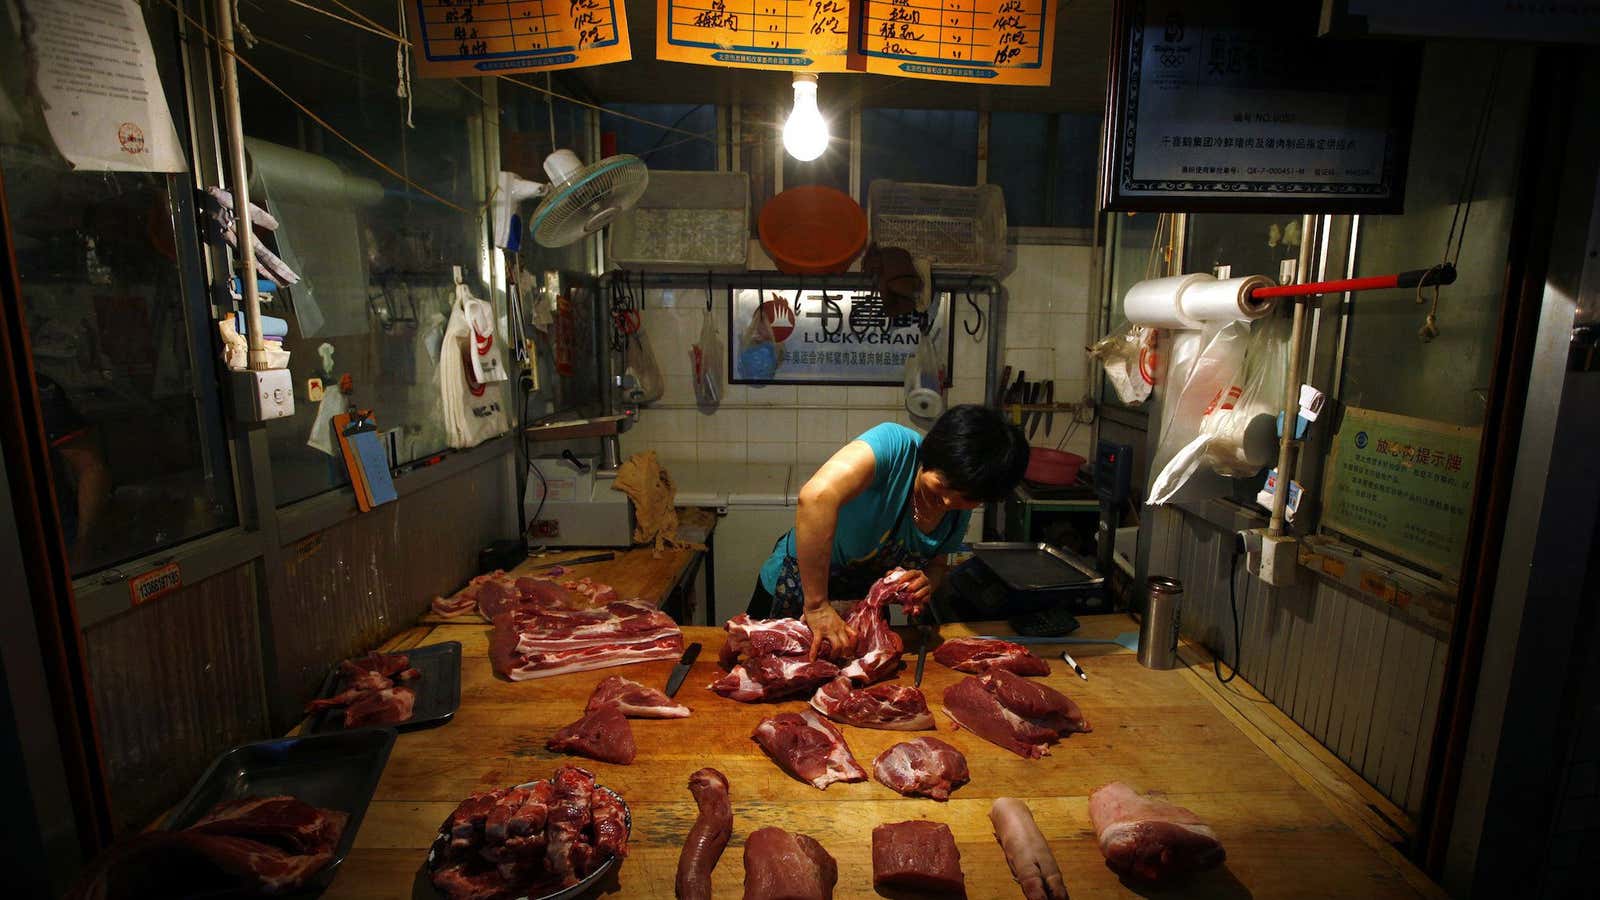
[1245,528,1298,587]
[532,519,560,538]
[231,369,295,422]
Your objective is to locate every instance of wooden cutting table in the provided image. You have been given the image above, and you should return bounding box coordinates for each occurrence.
[320,615,1442,899]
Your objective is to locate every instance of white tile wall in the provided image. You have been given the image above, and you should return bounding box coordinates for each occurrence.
[619,243,1096,475]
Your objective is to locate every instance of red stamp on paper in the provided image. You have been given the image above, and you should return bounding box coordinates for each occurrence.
[117,122,146,155]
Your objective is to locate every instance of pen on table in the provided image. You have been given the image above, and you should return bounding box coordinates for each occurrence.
[1060,651,1088,681]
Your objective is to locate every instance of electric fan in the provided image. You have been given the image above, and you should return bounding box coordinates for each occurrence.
[492,149,648,250]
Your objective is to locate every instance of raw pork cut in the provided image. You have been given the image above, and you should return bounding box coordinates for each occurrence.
[839,569,912,685]
[711,654,841,703]
[751,708,868,790]
[934,637,1051,676]
[941,674,1088,758]
[809,677,933,731]
[871,820,964,894]
[490,600,684,681]
[304,651,420,728]
[1088,782,1225,884]
[742,827,837,900]
[872,737,970,801]
[586,675,691,718]
[430,766,629,898]
[79,795,349,896]
[719,613,816,668]
[547,706,637,765]
[431,569,623,620]
[430,592,477,618]
[675,768,731,900]
[991,797,1069,900]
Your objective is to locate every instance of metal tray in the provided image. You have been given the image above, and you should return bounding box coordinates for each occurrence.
[971,542,1106,592]
[306,642,462,734]
[416,783,630,900]
[163,728,397,896]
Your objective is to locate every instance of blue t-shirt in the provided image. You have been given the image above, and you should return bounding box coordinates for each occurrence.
[759,423,971,595]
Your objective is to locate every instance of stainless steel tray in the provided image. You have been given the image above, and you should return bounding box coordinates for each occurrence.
[971,542,1105,591]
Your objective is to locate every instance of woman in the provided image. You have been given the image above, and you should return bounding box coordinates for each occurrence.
[751,404,1030,657]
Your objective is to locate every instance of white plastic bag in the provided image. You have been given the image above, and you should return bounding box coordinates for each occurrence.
[1089,321,1155,405]
[1148,318,1288,504]
[1146,321,1251,504]
[622,328,664,405]
[690,306,723,411]
[439,286,510,448]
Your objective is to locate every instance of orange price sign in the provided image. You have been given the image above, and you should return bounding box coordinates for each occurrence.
[405,0,632,78]
[657,0,853,72]
[850,0,1054,86]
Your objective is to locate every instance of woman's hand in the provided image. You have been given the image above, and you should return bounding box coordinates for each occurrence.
[803,603,855,660]
[892,569,934,618]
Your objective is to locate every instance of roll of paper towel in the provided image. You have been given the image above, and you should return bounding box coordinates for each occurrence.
[1178,275,1277,324]
[1124,273,1214,330]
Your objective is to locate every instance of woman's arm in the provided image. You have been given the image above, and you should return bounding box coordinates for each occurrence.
[794,440,877,657]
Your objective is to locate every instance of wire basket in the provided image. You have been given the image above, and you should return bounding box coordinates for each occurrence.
[608,171,749,270]
[867,181,1007,274]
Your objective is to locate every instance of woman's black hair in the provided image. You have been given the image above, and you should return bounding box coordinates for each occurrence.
[918,404,1031,502]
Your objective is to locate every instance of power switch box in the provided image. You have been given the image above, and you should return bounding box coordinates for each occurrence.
[1246,528,1298,588]
[232,369,296,422]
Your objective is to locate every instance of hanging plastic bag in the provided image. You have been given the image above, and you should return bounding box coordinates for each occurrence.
[1089,321,1155,405]
[737,292,784,381]
[622,327,665,405]
[438,285,510,449]
[690,304,724,411]
[1147,318,1288,504]
[1200,317,1290,476]
[1146,321,1251,504]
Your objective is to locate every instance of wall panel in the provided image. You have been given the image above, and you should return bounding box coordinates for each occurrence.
[81,564,265,833]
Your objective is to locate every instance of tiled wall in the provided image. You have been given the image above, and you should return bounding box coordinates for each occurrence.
[619,241,1095,476]
[998,243,1095,461]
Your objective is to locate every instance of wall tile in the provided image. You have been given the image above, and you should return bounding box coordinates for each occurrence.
[644,409,697,442]
[660,375,695,404]
[697,442,748,465]
[952,324,989,376]
[748,409,799,443]
[695,408,747,443]
[951,377,987,406]
[798,409,848,443]
[1002,347,1054,380]
[847,386,901,408]
[746,384,798,406]
[809,386,848,406]
[846,408,894,437]
[797,441,842,466]
[650,441,699,464]
[1054,315,1090,382]
[1004,312,1056,350]
[747,443,798,466]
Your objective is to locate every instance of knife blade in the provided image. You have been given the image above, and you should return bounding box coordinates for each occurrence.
[665,642,701,697]
[914,628,930,687]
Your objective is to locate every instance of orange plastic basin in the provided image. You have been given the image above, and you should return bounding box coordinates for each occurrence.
[758,185,868,275]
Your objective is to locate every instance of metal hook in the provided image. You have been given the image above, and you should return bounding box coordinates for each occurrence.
[706,271,714,312]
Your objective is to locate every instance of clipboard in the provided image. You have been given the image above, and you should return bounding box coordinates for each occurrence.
[333,410,396,511]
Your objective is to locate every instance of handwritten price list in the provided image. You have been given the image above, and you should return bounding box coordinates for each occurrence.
[852,0,1053,85]
[405,0,632,78]
[658,0,852,71]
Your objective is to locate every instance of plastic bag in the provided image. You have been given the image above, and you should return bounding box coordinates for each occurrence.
[737,293,784,381]
[439,287,510,449]
[1089,321,1155,405]
[690,306,724,411]
[1146,321,1251,504]
[622,328,664,405]
[1147,318,1287,504]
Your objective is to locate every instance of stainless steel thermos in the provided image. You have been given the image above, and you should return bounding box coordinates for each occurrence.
[1137,576,1183,669]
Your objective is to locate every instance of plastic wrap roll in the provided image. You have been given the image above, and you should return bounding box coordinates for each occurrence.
[1124,274,1214,330]
[1178,275,1277,324]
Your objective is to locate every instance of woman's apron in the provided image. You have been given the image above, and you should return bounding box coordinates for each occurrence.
[766,487,959,618]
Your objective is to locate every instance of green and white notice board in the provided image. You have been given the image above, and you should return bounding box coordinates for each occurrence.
[1321,407,1481,579]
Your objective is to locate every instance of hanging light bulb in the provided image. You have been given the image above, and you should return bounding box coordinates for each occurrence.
[783,74,829,162]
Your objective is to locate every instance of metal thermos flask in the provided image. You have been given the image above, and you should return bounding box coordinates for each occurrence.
[1138,576,1183,669]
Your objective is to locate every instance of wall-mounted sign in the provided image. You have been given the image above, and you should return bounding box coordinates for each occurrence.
[1320,406,1480,581]
[1100,0,1417,212]
[850,0,1055,85]
[1322,0,1600,45]
[404,0,632,77]
[729,288,932,385]
[129,561,182,607]
[657,0,852,71]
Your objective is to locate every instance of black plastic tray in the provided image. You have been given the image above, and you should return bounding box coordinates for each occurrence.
[972,542,1105,591]
[305,641,462,734]
[163,728,397,896]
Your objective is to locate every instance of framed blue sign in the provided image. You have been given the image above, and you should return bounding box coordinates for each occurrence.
[728,288,950,386]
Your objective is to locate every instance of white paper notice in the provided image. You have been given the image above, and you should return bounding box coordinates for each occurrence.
[26,0,187,173]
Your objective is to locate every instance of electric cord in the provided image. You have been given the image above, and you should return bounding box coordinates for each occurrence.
[1214,544,1244,684]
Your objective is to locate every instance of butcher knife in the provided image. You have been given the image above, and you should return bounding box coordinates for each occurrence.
[664,643,701,697]
[913,614,934,687]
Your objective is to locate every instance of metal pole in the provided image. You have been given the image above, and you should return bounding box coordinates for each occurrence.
[215,0,265,369]
[1268,215,1317,536]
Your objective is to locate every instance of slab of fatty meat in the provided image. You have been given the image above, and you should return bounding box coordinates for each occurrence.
[751,708,867,790]
[1089,782,1225,885]
[872,737,970,801]
[489,600,683,681]
[809,677,933,731]
[933,637,1052,676]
